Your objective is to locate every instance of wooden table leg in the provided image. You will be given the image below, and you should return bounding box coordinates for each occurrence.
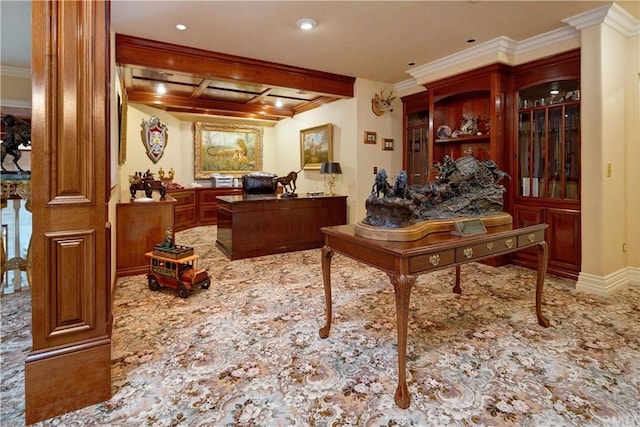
[319,245,334,338]
[387,272,416,409]
[453,265,462,294]
[535,241,550,327]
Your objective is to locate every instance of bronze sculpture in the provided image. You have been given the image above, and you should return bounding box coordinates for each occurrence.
[1,114,31,173]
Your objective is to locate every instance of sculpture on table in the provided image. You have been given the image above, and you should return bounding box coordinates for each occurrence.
[363,154,510,228]
[1,114,31,173]
[273,167,302,198]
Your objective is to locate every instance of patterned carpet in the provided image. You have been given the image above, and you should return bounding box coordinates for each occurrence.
[1,225,639,426]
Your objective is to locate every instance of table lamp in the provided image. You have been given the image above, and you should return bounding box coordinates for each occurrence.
[320,162,342,196]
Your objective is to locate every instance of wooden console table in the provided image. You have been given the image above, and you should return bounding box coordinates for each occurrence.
[116,193,176,277]
[216,194,347,260]
[319,222,550,409]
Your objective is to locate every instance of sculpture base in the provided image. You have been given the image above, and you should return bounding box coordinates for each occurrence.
[354,212,512,242]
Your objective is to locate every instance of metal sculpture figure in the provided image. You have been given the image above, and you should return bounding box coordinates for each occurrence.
[1,114,31,173]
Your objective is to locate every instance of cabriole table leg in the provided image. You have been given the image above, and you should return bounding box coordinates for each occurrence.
[388,272,417,409]
[319,245,334,338]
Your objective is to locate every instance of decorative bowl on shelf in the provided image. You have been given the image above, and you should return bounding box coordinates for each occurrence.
[437,125,452,139]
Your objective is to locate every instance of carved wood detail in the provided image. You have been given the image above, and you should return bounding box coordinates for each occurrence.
[26,0,111,423]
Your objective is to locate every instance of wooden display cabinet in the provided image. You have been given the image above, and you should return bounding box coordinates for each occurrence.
[427,64,512,174]
[510,50,581,279]
[401,92,430,186]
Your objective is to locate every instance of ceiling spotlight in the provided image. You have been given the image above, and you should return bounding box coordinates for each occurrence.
[275,99,284,108]
[296,18,316,30]
[176,24,187,31]
[550,90,560,95]
[156,84,167,94]
[466,38,477,43]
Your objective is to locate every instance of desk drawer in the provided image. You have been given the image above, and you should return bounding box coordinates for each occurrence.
[410,250,455,272]
[171,191,196,207]
[455,237,519,262]
[518,229,544,247]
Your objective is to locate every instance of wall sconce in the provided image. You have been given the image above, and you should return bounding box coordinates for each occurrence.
[320,162,342,196]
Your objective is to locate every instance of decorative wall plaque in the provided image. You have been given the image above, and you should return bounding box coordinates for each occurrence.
[140,116,168,163]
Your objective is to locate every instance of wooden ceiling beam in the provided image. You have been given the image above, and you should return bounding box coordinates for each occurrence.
[127,91,295,118]
[116,34,355,98]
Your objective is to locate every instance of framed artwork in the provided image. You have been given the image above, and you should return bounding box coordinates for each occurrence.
[194,122,263,179]
[382,138,394,151]
[364,131,377,144]
[300,123,332,169]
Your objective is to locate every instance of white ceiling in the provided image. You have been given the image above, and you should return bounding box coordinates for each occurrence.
[1,1,639,84]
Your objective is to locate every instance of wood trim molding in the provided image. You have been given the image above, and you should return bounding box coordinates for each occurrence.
[115,33,355,98]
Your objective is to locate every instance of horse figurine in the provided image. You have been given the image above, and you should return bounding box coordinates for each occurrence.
[1,114,31,173]
[273,167,302,196]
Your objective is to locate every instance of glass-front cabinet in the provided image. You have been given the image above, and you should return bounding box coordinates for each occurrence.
[517,82,580,201]
[402,92,429,186]
[511,49,581,280]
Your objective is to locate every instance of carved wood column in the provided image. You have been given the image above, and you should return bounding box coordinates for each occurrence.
[25,1,112,423]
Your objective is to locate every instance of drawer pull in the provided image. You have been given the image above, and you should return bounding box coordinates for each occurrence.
[463,247,473,259]
[505,239,514,249]
[486,242,494,250]
[527,233,536,243]
[429,254,440,266]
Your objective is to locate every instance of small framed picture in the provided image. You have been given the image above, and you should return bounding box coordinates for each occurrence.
[382,138,394,151]
[364,131,377,144]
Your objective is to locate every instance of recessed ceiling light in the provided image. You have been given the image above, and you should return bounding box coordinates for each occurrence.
[466,38,477,43]
[408,62,416,66]
[176,24,187,31]
[296,18,316,30]
[275,99,284,108]
[550,90,560,95]
[156,84,167,94]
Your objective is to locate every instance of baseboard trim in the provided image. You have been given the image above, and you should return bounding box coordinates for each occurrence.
[576,266,640,296]
[25,337,111,424]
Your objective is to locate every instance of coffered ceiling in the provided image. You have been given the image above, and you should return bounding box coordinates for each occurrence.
[115,34,355,122]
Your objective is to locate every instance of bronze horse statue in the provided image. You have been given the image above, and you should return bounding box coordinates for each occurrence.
[273,167,303,195]
[1,114,31,173]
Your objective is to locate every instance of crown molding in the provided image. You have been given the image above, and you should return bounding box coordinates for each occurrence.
[514,26,579,55]
[0,98,31,108]
[0,65,31,78]
[406,25,579,87]
[407,36,517,82]
[562,3,640,37]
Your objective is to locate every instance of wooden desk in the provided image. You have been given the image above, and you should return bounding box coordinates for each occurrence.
[216,194,347,260]
[116,193,176,277]
[319,223,550,409]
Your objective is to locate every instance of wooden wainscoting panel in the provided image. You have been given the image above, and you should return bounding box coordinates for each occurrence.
[45,230,96,337]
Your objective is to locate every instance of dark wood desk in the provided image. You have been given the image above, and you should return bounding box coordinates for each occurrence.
[216,194,347,260]
[319,222,550,409]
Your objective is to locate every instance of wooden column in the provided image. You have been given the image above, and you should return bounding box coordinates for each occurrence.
[26,1,112,423]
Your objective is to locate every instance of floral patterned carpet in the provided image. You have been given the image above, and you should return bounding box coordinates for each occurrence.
[1,225,639,426]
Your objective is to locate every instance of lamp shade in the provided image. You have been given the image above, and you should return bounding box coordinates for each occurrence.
[320,162,342,174]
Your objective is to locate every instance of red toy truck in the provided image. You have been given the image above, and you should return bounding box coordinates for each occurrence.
[145,244,210,298]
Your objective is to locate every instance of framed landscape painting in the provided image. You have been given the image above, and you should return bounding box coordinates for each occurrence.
[194,122,263,179]
[300,123,333,169]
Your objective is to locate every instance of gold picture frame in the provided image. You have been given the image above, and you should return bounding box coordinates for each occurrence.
[300,123,333,170]
[382,138,394,151]
[364,131,377,144]
[194,122,263,179]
